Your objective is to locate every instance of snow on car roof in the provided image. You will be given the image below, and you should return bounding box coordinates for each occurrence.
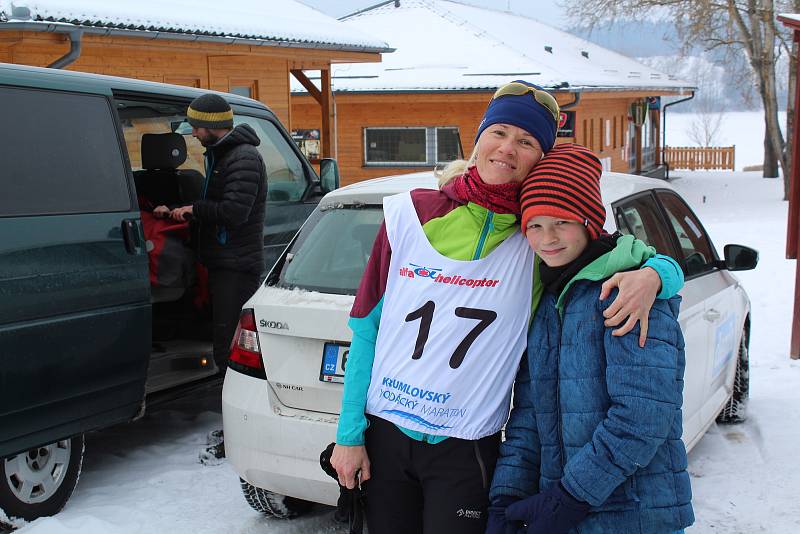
[291,0,694,93]
[0,0,390,52]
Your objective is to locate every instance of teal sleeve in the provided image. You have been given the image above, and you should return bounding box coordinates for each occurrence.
[336,298,383,446]
[642,253,684,300]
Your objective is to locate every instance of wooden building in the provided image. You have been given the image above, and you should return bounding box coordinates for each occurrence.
[0,0,392,158]
[290,0,696,186]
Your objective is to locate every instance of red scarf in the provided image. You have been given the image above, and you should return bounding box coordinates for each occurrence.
[446,166,521,215]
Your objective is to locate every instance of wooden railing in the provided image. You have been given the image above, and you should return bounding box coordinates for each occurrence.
[663,146,735,171]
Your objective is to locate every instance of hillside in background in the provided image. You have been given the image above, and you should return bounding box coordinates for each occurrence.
[569,20,784,112]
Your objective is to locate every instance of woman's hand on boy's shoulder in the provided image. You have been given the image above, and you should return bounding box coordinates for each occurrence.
[599,267,661,348]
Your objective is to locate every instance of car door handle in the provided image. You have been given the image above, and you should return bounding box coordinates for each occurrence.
[704,308,722,322]
[121,219,144,255]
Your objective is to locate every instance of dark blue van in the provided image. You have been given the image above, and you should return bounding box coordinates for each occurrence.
[0,62,339,525]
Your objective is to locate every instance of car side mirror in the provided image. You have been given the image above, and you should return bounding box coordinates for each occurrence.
[720,244,758,271]
[319,158,340,194]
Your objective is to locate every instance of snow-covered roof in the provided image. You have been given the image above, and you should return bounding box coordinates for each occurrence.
[293,0,694,93]
[0,0,391,53]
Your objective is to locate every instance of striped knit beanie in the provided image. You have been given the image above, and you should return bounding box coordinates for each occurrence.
[520,143,605,239]
[187,94,234,129]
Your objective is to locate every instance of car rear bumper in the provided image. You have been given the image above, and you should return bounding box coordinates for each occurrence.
[221,368,340,506]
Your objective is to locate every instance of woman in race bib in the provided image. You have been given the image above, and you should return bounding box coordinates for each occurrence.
[330,80,685,534]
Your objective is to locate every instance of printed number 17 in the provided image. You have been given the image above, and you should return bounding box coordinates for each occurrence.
[404,301,497,369]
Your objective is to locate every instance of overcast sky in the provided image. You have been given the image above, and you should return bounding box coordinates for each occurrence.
[298,0,570,26]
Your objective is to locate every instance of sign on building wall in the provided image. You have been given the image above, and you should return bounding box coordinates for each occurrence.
[557,110,576,137]
[291,129,321,161]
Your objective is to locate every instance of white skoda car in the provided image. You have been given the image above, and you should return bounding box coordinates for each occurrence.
[222,171,757,518]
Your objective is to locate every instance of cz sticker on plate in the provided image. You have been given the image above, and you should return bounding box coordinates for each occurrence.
[320,342,349,383]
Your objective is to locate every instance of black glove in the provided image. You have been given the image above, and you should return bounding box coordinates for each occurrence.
[319,442,364,534]
[504,483,591,534]
[485,495,523,534]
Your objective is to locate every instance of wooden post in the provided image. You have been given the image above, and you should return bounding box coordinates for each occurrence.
[290,67,334,158]
[320,68,334,159]
[788,28,800,358]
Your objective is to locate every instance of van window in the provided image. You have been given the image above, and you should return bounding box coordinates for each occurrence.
[0,87,130,216]
[235,116,307,202]
[277,205,384,295]
[116,102,307,203]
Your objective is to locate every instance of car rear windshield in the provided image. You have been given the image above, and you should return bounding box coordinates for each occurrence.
[275,204,384,295]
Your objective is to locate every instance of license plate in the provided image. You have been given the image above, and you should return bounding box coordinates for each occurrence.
[320,342,349,383]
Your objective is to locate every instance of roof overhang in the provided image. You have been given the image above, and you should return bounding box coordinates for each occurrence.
[0,20,394,54]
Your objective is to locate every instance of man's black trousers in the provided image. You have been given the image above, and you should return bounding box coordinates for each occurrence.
[363,415,501,534]
[208,268,261,369]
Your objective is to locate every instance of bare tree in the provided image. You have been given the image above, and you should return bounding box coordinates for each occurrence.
[688,107,726,147]
[562,0,794,198]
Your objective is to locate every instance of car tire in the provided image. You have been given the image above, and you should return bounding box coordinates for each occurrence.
[0,435,85,529]
[239,478,313,519]
[716,331,749,424]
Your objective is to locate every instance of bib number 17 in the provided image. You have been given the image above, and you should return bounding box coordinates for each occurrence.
[404,301,496,369]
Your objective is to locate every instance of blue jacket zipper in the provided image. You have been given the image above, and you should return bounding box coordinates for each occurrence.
[473,211,495,260]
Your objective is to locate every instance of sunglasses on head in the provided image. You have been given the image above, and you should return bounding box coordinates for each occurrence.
[493,82,560,124]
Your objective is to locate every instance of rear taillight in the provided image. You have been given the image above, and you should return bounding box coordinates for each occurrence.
[228,309,266,379]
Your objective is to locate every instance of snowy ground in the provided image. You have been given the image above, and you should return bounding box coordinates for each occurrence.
[5,170,800,534]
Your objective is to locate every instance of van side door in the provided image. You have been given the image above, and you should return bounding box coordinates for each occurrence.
[0,86,151,458]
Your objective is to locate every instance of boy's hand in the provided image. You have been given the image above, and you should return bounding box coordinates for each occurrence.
[599,267,660,347]
[504,484,590,534]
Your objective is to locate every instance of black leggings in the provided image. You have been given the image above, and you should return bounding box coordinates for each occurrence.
[363,416,501,534]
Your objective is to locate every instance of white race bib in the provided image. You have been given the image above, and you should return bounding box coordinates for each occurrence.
[366,192,534,440]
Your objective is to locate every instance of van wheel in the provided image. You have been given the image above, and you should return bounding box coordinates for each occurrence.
[0,435,84,528]
[716,332,749,424]
[239,478,312,519]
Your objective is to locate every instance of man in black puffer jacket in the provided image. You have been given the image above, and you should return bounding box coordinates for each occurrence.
[169,93,267,371]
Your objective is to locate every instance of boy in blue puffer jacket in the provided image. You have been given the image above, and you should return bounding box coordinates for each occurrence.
[487,144,694,534]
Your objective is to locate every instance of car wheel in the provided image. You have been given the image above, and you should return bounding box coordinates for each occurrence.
[239,478,313,519]
[0,435,85,528]
[716,331,749,424]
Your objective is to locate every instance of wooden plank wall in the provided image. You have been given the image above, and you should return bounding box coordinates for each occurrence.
[292,92,646,185]
[572,95,637,173]
[2,32,380,129]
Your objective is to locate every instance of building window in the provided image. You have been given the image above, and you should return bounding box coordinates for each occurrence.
[620,114,626,147]
[582,119,588,146]
[437,127,461,163]
[613,116,618,149]
[165,77,201,88]
[364,127,462,166]
[230,80,258,99]
[599,116,604,151]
